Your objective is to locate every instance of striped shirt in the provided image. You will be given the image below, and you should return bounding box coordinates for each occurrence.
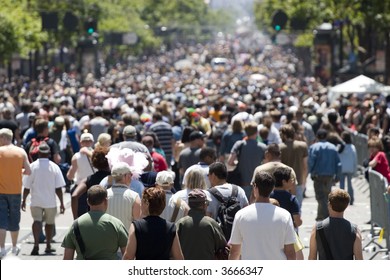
[149,121,173,164]
[106,184,139,230]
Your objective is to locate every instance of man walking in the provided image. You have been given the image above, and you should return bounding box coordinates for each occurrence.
[279,124,308,208]
[62,185,129,260]
[0,128,31,258]
[308,189,363,260]
[106,162,141,230]
[22,143,66,255]
[308,129,341,221]
[176,189,227,260]
[227,122,267,200]
[229,171,296,260]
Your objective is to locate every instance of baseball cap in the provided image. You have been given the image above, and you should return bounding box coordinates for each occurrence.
[156,171,175,187]
[80,132,94,142]
[38,143,51,154]
[111,162,132,176]
[54,116,65,126]
[188,189,207,203]
[189,131,206,141]
[123,125,137,138]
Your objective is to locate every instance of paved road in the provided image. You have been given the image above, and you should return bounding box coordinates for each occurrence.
[1,173,388,260]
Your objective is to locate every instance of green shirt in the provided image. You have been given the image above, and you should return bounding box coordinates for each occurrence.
[176,209,226,260]
[62,211,129,260]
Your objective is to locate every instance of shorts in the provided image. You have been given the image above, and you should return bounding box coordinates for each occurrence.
[0,194,22,231]
[30,207,57,224]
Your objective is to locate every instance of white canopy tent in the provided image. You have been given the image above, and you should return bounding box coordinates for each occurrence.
[328,75,390,103]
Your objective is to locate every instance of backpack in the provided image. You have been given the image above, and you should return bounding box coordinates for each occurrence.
[28,137,49,163]
[209,185,241,241]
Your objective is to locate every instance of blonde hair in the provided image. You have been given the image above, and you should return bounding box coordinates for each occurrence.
[184,168,207,190]
[97,133,112,147]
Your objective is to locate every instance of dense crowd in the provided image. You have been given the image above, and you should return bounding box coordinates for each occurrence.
[1,31,389,260]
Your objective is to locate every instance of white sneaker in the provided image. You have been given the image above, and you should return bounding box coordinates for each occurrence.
[11,246,20,256]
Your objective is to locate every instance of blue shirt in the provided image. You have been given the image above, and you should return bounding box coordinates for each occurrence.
[308,140,341,178]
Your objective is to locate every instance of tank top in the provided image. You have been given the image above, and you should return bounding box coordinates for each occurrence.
[316,217,357,260]
[133,216,176,260]
[74,152,95,184]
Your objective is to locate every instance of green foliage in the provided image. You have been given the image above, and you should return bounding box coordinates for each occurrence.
[0,14,18,61]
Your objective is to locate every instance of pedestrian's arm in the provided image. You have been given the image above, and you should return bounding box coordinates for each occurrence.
[132,196,141,221]
[353,228,363,260]
[122,224,137,260]
[283,243,296,260]
[63,248,75,260]
[53,153,61,164]
[228,244,241,260]
[71,178,87,220]
[22,152,31,175]
[302,156,308,187]
[170,233,184,260]
[55,187,65,214]
[21,188,30,211]
[67,155,78,181]
[292,213,303,228]
[227,152,237,166]
[308,225,317,260]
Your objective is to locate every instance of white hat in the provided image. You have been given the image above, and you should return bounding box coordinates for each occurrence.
[156,171,175,187]
[80,132,94,142]
[111,162,132,176]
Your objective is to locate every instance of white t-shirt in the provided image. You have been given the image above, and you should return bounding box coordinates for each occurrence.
[206,183,248,220]
[23,158,66,208]
[172,189,211,204]
[230,203,296,260]
[160,191,188,222]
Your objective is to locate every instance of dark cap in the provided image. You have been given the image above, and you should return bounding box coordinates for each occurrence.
[316,128,328,140]
[38,142,51,154]
[188,189,207,203]
[189,131,206,141]
[140,171,158,188]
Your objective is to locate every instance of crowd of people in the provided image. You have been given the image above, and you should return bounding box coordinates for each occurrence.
[1,31,390,260]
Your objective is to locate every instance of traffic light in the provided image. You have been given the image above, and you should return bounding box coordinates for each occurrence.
[84,18,97,35]
[41,12,58,31]
[271,10,288,32]
[63,12,79,32]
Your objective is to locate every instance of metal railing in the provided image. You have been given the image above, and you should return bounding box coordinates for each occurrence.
[363,169,390,259]
[350,131,369,168]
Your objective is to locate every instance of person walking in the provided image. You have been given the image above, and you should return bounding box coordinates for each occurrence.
[338,131,358,205]
[62,185,129,260]
[122,187,184,260]
[106,162,141,230]
[21,143,65,255]
[0,128,31,258]
[229,171,296,260]
[176,189,227,260]
[227,122,267,200]
[308,129,341,221]
[308,189,363,260]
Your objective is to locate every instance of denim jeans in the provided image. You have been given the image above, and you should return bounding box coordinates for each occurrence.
[0,194,21,231]
[340,173,354,204]
[295,185,304,209]
[312,175,333,220]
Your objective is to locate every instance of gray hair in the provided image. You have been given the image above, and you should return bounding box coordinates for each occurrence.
[0,128,13,142]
